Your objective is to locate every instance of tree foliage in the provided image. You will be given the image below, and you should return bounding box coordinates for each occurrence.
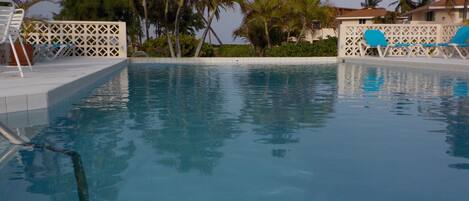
[361,0,383,8]
[55,0,204,56]
[234,0,335,56]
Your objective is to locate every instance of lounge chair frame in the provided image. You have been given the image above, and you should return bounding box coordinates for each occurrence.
[360,29,415,58]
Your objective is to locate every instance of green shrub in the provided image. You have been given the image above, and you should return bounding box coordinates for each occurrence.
[142,35,214,57]
[214,45,256,57]
[140,37,337,57]
[265,37,337,57]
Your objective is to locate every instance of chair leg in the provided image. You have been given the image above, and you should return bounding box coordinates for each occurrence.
[454,46,466,60]
[361,47,368,57]
[18,37,32,71]
[377,46,384,58]
[383,46,390,57]
[8,35,24,78]
[437,47,448,59]
[359,44,365,57]
[406,47,411,58]
[50,46,66,60]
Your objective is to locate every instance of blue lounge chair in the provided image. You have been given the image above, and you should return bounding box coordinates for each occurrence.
[360,29,415,58]
[421,26,469,60]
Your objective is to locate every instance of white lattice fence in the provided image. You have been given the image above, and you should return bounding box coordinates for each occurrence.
[24,21,127,58]
[338,24,461,57]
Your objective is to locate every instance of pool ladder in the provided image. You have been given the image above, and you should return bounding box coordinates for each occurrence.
[0,121,90,201]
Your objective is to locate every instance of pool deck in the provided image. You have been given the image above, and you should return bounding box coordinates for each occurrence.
[0,58,128,115]
[340,57,469,72]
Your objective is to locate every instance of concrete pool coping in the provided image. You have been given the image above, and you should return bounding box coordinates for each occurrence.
[340,57,469,72]
[131,56,469,71]
[0,58,128,115]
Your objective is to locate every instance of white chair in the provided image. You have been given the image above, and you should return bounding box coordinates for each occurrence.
[10,9,32,70]
[0,0,29,77]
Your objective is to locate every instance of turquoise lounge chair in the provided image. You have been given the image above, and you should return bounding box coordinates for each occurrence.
[360,29,415,58]
[421,26,469,60]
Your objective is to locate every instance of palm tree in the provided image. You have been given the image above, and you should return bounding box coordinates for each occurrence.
[142,0,149,40]
[463,0,468,21]
[238,0,282,48]
[164,0,176,57]
[193,0,235,57]
[446,0,468,22]
[416,0,431,7]
[174,0,188,58]
[389,0,416,13]
[361,0,383,8]
[12,0,59,13]
[289,0,331,44]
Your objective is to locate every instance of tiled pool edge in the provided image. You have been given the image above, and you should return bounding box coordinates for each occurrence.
[0,59,128,169]
[47,59,128,108]
[130,57,339,65]
[340,57,469,72]
[0,59,128,115]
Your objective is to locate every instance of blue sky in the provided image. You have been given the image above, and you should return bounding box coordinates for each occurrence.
[29,0,397,44]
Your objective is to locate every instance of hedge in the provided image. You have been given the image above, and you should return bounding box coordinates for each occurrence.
[214,45,256,57]
[265,37,337,57]
[212,37,337,57]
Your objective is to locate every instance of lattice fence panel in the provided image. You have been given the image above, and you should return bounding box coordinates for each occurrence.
[23,21,127,58]
[338,24,461,57]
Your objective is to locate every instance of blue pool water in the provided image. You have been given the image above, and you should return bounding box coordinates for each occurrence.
[1,63,469,201]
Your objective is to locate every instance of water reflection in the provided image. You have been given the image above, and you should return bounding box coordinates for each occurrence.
[1,63,469,201]
[127,66,239,174]
[238,66,337,148]
[0,69,132,201]
[338,63,469,169]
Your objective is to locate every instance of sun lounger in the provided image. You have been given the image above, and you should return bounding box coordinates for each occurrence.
[421,26,469,60]
[360,29,416,58]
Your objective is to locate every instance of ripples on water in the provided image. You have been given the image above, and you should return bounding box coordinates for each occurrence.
[1,64,469,201]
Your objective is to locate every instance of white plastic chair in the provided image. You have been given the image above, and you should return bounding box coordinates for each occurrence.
[0,0,29,77]
[10,9,32,70]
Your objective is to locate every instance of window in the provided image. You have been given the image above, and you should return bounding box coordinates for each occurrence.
[426,11,435,21]
[359,19,367,24]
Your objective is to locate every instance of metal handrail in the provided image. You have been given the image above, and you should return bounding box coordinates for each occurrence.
[0,121,89,201]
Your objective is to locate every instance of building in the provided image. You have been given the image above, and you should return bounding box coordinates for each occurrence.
[335,7,359,16]
[336,8,388,25]
[405,0,469,24]
[299,7,358,43]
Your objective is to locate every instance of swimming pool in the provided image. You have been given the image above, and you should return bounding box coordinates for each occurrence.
[1,63,469,201]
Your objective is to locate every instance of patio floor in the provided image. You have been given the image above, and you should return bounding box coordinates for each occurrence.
[0,57,127,114]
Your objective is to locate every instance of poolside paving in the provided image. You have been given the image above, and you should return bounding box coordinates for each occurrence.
[0,57,127,114]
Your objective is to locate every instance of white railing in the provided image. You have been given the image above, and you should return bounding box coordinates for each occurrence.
[338,24,462,57]
[24,21,127,58]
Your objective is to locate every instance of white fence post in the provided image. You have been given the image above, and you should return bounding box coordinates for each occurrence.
[338,24,346,57]
[118,21,127,58]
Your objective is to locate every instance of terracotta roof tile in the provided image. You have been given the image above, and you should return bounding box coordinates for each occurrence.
[431,0,467,7]
[337,8,388,19]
